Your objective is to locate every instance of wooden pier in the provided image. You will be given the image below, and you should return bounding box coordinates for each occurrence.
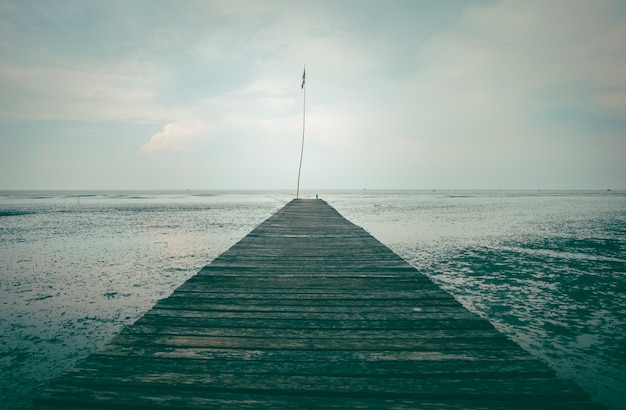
[33,199,604,409]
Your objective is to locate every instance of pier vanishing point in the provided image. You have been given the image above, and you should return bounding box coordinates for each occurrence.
[32,199,606,409]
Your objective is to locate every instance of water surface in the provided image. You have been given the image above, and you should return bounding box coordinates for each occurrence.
[1,190,624,409]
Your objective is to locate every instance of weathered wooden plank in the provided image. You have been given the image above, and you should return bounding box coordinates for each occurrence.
[163,295,458,308]
[133,315,496,331]
[158,293,459,305]
[187,273,432,284]
[152,299,469,312]
[43,373,590,401]
[161,298,458,310]
[170,285,453,298]
[74,355,554,378]
[35,385,606,410]
[91,345,558,362]
[122,324,505,340]
[31,199,604,409]
[106,333,519,352]
[141,307,479,322]
[158,285,457,296]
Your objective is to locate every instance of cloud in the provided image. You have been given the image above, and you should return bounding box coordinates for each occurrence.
[1,1,625,189]
[140,120,208,155]
[416,0,626,120]
[0,61,171,122]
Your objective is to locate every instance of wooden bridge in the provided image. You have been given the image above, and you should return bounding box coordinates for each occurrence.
[33,199,605,409]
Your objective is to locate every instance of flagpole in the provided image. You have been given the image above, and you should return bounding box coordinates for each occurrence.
[296,66,306,199]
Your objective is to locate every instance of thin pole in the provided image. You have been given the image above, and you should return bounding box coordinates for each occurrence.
[296,67,306,199]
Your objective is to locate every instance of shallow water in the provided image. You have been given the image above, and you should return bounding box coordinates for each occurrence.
[1,190,624,409]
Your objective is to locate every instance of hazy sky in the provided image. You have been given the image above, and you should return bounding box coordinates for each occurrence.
[1,0,625,190]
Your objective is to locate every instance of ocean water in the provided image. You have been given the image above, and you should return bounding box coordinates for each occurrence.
[1,190,624,409]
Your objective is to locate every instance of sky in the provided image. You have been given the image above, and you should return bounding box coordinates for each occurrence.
[1,0,625,190]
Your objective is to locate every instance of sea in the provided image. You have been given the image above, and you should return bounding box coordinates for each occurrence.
[1,190,624,409]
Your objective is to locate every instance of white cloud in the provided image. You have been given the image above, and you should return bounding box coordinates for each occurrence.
[423,0,626,119]
[140,120,208,155]
[0,61,170,122]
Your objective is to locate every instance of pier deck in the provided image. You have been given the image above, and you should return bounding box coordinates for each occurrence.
[33,199,604,409]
